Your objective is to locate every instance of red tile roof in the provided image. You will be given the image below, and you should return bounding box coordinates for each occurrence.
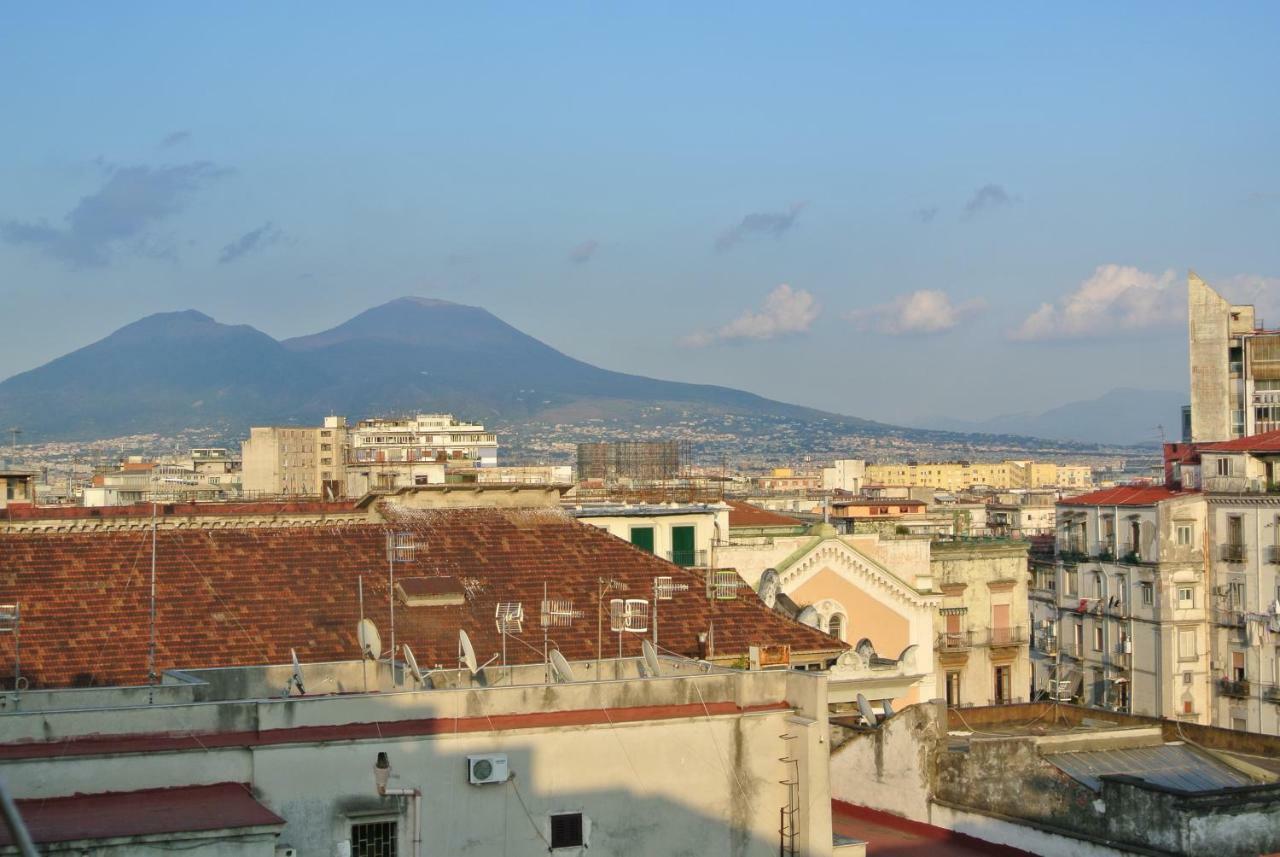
[2,499,363,522]
[726,500,806,528]
[1198,429,1280,453]
[0,505,842,689]
[1058,485,1197,507]
[0,783,283,846]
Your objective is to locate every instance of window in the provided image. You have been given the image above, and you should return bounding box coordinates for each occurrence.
[1093,625,1104,652]
[1177,524,1193,546]
[1074,622,1084,655]
[550,813,585,849]
[1065,569,1078,596]
[1232,651,1246,682]
[1092,573,1102,598]
[1178,628,1197,661]
[994,666,1011,704]
[1217,457,1233,476]
[1141,582,1153,606]
[629,527,655,553]
[1229,580,1246,608]
[828,613,845,641]
[351,820,397,857]
[1177,586,1194,609]
[1183,671,1193,685]
[946,670,961,706]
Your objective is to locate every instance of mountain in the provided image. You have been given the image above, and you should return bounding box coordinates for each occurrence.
[914,388,1185,447]
[0,297,1109,455]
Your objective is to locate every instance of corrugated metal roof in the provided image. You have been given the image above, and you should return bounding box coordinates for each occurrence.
[1044,743,1254,792]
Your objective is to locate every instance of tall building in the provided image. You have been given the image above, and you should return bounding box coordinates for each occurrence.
[863,459,1091,492]
[241,416,348,498]
[1188,271,1280,442]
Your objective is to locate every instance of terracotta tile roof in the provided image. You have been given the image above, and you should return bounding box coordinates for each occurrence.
[2,499,363,522]
[1058,485,1197,507]
[726,500,806,528]
[0,505,842,689]
[1198,429,1280,453]
[0,783,283,846]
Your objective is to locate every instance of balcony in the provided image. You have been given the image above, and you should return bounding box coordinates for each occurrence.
[1263,684,1280,704]
[1112,651,1131,670]
[1220,544,1247,563]
[1268,545,1280,565]
[1033,634,1058,656]
[1218,678,1251,699]
[1213,607,1246,628]
[936,631,974,653]
[667,549,708,568]
[985,626,1027,648]
[1119,543,1143,564]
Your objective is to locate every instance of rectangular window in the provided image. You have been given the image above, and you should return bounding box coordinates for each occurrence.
[550,813,585,849]
[1232,651,1246,682]
[1065,570,1078,596]
[629,527,655,553]
[1177,586,1194,609]
[1177,524,1193,546]
[1178,628,1197,661]
[1092,573,1102,598]
[946,670,961,706]
[1074,622,1084,654]
[1217,457,1232,476]
[994,666,1011,704]
[351,821,397,857]
[1093,625,1104,652]
[1141,582,1153,606]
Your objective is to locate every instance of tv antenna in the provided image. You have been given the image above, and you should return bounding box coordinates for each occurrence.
[706,569,743,601]
[540,584,582,683]
[549,648,576,683]
[595,577,626,673]
[494,602,524,674]
[609,598,649,658]
[652,575,689,648]
[288,648,306,696]
[641,638,661,678]
[0,604,20,695]
[386,531,418,684]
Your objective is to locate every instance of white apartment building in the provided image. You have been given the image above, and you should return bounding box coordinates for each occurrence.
[1032,485,1210,722]
[350,414,498,468]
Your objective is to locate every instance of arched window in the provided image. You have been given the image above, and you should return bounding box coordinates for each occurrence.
[828,613,845,642]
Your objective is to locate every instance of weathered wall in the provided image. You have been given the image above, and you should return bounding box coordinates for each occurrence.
[829,700,942,822]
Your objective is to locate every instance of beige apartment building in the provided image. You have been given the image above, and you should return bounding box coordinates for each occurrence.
[1188,271,1280,442]
[0,464,35,509]
[932,537,1032,707]
[864,459,1091,492]
[241,416,348,498]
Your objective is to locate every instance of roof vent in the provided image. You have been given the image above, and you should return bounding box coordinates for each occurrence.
[396,576,466,607]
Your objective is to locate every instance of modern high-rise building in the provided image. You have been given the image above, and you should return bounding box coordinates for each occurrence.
[1188,272,1280,442]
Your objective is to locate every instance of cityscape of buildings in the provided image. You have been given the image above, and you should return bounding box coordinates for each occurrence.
[2,273,1280,855]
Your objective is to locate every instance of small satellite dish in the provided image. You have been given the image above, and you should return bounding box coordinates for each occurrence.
[549,648,576,683]
[290,648,306,695]
[357,619,382,660]
[882,699,894,719]
[459,629,480,675]
[642,639,661,677]
[403,644,425,685]
[856,693,877,726]
[797,606,820,628]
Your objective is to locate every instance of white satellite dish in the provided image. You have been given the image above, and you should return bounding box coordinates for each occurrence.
[290,648,305,695]
[459,629,480,675]
[549,648,576,683]
[641,639,661,677]
[856,692,877,726]
[882,699,894,719]
[357,618,382,660]
[403,644,425,685]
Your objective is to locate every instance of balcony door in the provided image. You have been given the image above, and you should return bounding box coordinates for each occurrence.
[992,604,1011,645]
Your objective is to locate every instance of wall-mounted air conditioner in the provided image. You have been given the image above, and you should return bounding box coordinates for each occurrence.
[468,753,509,785]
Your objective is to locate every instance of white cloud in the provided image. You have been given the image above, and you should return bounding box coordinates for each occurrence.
[846,289,984,335]
[1010,264,1182,341]
[683,284,819,346]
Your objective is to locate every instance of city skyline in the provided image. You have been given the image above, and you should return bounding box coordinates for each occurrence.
[3,4,1279,427]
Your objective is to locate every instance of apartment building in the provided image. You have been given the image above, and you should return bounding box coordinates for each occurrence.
[241,416,348,498]
[986,490,1057,537]
[350,413,498,468]
[1031,485,1210,723]
[0,463,35,509]
[864,459,1091,492]
[931,537,1031,707]
[1188,271,1280,442]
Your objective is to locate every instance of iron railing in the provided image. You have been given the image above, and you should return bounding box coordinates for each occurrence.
[666,548,708,568]
[1221,544,1247,563]
[935,631,974,652]
[985,626,1028,647]
[1218,678,1251,699]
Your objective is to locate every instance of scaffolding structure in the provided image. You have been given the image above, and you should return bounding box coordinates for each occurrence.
[573,440,724,503]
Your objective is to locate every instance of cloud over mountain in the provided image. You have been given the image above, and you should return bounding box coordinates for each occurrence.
[1011,264,1181,341]
[847,289,984,335]
[683,284,818,346]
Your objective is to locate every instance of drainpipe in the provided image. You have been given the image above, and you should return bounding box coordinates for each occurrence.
[374,753,421,857]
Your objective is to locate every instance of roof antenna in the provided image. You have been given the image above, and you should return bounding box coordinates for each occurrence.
[540,583,582,684]
[386,531,418,686]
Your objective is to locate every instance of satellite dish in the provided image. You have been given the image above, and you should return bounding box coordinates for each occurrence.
[358,619,382,660]
[290,648,306,695]
[459,629,480,675]
[549,648,576,683]
[856,693,877,726]
[882,699,894,719]
[797,606,820,628]
[757,569,780,609]
[642,639,661,677]
[403,644,425,685]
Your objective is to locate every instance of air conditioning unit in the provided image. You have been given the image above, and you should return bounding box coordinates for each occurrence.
[467,753,509,785]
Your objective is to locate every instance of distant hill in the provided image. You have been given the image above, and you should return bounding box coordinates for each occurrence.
[914,388,1185,447]
[0,297,1114,455]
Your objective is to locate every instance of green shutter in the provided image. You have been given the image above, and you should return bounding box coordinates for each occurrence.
[671,525,696,566]
[630,527,655,553]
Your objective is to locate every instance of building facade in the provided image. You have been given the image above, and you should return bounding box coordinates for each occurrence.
[864,460,1091,493]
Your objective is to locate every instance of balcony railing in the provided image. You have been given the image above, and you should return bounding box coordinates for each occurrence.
[1220,544,1247,563]
[1213,608,1247,628]
[1204,476,1280,494]
[1218,678,1251,699]
[985,626,1027,648]
[1033,634,1058,655]
[1119,544,1142,564]
[1267,545,1280,565]
[666,549,708,568]
[1262,684,1280,704]
[936,631,974,653]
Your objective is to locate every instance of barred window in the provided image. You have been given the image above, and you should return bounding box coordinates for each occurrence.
[351,820,397,857]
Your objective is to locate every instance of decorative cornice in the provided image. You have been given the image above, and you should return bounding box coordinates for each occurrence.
[777,539,938,609]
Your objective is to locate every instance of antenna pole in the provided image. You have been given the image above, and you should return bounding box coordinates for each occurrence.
[388,539,396,686]
[652,578,659,648]
[148,500,157,704]
[359,575,367,693]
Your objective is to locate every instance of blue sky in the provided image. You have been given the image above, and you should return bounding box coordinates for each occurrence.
[3,4,1278,424]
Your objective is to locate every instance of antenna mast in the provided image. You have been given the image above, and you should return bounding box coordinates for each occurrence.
[386,532,417,686]
[148,501,157,704]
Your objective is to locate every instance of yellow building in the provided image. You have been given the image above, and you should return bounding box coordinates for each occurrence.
[864,459,1091,492]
